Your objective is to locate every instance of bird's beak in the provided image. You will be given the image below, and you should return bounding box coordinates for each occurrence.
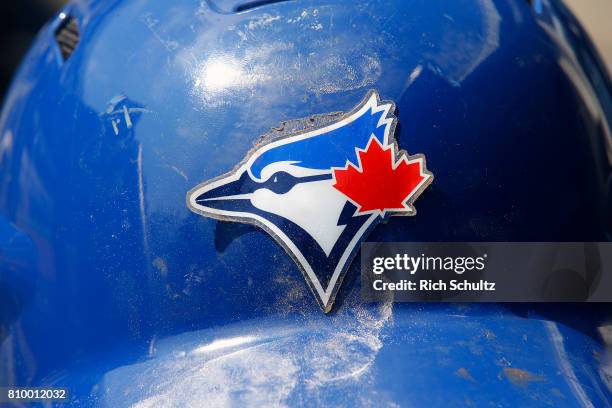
[188,170,257,213]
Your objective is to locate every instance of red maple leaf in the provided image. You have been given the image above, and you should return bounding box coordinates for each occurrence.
[333,137,429,215]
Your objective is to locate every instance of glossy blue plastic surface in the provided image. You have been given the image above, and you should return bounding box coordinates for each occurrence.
[1,0,612,406]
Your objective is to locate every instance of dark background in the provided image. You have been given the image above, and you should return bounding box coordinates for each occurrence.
[0,0,67,102]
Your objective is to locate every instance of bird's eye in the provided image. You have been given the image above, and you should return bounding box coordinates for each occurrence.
[264,171,296,194]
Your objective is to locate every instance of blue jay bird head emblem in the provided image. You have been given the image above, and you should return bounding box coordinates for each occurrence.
[187,91,433,312]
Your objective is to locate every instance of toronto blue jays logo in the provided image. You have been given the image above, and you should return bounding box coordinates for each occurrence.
[187,91,433,312]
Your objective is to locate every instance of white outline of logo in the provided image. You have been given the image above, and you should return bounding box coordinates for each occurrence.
[187,90,433,312]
